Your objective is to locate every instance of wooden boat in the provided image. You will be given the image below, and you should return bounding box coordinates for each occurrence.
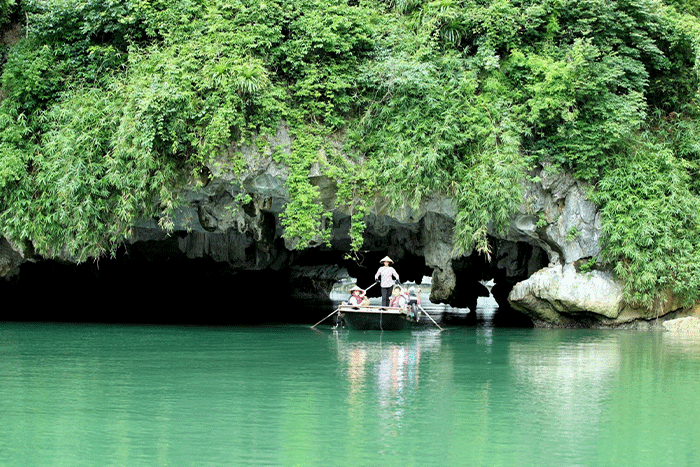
[337,304,419,331]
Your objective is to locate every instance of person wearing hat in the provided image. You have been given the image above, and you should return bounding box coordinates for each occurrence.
[347,285,370,306]
[375,256,400,307]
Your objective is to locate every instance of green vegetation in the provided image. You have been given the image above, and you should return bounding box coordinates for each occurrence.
[0,0,15,27]
[0,0,699,308]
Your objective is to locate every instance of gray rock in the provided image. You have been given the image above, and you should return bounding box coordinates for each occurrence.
[509,264,624,326]
[509,163,602,265]
[662,316,700,335]
[509,263,686,327]
[0,237,24,278]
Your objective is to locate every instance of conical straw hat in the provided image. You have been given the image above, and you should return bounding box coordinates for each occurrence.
[379,256,393,263]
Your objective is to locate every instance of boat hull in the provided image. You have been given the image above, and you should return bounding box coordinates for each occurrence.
[338,305,414,331]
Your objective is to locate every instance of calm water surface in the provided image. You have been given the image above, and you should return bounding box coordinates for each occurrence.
[1,322,699,466]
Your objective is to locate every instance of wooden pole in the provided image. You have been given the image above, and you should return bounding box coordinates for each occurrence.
[311,308,340,329]
[418,304,444,331]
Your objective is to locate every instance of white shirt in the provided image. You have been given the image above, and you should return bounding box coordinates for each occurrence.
[375,266,399,288]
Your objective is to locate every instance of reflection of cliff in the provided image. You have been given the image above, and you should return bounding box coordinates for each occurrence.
[509,332,620,444]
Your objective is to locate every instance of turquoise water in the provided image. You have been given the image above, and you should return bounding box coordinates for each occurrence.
[1,323,699,466]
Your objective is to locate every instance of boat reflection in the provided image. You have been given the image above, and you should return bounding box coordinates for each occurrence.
[332,331,443,428]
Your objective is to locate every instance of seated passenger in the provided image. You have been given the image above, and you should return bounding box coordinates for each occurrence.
[407,286,422,320]
[348,285,370,306]
[408,287,422,306]
[389,286,407,309]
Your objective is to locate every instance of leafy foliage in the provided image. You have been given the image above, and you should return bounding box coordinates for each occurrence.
[274,127,333,249]
[0,0,16,28]
[594,130,700,308]
[0,0,699,310]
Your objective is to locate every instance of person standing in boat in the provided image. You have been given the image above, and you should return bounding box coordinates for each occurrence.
[375,256,400,307]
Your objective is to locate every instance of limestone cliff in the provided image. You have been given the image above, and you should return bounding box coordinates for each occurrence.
[0,125,691,327]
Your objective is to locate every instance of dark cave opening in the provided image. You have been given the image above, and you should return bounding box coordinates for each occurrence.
[1,232,548,327]
[3,249,243,325]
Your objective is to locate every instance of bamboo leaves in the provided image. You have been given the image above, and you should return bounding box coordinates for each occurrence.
[594,138,700,308]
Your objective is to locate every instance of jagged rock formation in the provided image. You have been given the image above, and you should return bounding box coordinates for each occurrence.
[0,237,23,278]
[0,125,692,326]
[504,165,689,327]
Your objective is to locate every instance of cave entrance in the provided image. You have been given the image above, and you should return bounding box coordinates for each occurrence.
[1,228,548,327]
[444,238,549,327]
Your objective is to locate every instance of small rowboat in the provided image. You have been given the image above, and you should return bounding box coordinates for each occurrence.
[337,304,419,331]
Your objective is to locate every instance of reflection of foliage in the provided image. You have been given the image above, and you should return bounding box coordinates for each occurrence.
[0,0,699,308]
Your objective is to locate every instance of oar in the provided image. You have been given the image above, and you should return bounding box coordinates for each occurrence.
[311,308,340,329]
[418,304,444,331]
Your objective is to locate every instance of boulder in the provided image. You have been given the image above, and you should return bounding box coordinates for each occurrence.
[509,264,622,326]
[509,263,683,327]
[662,316,700,336]
[0,237,24,278]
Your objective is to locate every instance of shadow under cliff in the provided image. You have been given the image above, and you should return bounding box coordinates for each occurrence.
[2,232,545,328]
[2,253,327,326]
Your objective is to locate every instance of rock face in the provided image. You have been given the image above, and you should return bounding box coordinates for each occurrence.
[503,165,691,327]
[508,263,670,327]
[0,125,692,326]
[511,164,603,266]
[662,315,700,335]
[0,237,24,278]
